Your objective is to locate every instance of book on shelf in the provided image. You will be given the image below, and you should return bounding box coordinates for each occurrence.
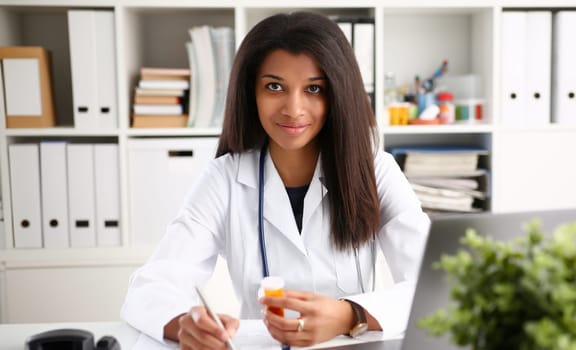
[135,87,186,97]
[188,25,217,128]
[140,67,191,75]
[185,41,199,127]
[411,182,483,212]
[187,25,235,128]
[140,74,190,81]
[210,26,235,128]
[389,145,490,213]
[138,79,190,90]
[390,145,488,177]
[134,95,182,105]
[411,183,486,200]
[418,197,482,213]
[140,67,191,82]
[131,66,191,127]
[133,104,183,115]
[408,176,480,190]
[131,114,188,128]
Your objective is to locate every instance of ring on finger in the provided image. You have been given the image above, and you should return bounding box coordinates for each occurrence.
[297,317,305,332]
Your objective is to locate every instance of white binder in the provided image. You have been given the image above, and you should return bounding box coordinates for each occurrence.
[353,21,375,95]
[501,12,527,125]
[525,12,551,125]
[501,11,551,126]
[128,137,219,246]
[8,144,43,248]
[93,11,118,129]
[336,20,353,45]
[40,142,70,248]
[552,11,576,125]
[94,144,121,246]
[189,26,217,128]
[67,144,96,247]
[68,10,117,129]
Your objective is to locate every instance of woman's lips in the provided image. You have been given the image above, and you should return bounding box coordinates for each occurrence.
[277,123,308,135]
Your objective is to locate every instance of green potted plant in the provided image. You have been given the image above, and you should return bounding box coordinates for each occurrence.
[418,220,576,350]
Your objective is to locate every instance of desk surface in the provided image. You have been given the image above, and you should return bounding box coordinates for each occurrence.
[0,320,402,350]
[0,321,139,350]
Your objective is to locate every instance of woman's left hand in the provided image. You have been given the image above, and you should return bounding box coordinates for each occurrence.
[258,290,354,346]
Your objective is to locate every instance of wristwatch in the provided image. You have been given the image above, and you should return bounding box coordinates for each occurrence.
[342,299,368,337]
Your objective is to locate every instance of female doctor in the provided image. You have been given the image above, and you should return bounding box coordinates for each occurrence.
[121,11,430,349]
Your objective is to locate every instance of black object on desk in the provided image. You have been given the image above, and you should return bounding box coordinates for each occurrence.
[25,328,120,350]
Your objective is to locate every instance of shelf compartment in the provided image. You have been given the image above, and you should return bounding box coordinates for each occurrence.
[381,7,494,126]
[0,6,116,127]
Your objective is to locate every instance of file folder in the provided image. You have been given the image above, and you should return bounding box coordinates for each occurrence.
[93,11,118,129]
[94,144,121,246]
[40,142,70,248]
[500,12,527,126]
[353,20,375,97]
[336,21,353,44]
[0,47,56,128]
[68,10,118,129]
[524,12,551,125]
[8,144,43,248]
[189,26,216,128]
[67,144,96,247]
[501,11,551,126]
[552,11,576,125]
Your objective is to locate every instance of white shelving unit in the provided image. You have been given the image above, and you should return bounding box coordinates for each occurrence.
[1,0,575,323]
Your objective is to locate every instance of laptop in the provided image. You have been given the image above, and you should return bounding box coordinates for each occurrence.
[322,209,576,350]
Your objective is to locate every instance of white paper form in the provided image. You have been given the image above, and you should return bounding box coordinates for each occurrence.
[132,319,401,350]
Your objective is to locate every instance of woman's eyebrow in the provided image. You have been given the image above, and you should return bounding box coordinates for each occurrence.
[260,74,283,80]
[260,74,326,82]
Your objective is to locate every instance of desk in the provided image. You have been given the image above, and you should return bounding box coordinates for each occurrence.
[0,322,138,350]
[0,320,402,349]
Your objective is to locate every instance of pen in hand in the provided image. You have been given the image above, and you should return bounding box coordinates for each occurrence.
[195,286,237,350]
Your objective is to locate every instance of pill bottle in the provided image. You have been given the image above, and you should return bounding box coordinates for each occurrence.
[436,91,455,124]
[261,276,285,317]
[383,72,399,107]
[454,98,484,123]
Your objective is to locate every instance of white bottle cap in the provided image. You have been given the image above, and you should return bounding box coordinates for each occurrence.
[261,276,285,290]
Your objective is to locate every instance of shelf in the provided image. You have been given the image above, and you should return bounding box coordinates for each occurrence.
[495,124,576,133]
[0,1,116,6]
[126,127,221,137]
[382,123,494,134]
[2,128,120,137]
[1,0,575,325]
[0,246,153,268]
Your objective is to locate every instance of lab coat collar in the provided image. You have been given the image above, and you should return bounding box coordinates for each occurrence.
[236,150,259,189]
[237,149,327,254]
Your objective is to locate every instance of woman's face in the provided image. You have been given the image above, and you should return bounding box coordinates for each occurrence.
[255,49,328,155]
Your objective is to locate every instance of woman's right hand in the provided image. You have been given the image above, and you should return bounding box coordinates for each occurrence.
[178,306,239,350]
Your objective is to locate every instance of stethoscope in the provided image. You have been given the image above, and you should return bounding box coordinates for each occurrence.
[257,144,375,293]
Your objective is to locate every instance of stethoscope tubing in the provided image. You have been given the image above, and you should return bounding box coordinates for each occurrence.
[258,144,270,278]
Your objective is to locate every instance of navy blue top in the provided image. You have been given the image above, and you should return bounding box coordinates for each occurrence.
[285,184,310,233]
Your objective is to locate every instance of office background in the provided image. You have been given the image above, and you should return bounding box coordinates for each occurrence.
[0,0,575,324]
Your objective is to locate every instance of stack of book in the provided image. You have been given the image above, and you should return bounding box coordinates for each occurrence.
[131,67,191,128]
[389,146,490,213]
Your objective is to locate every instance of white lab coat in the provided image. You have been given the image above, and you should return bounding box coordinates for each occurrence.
[121,148,430,343]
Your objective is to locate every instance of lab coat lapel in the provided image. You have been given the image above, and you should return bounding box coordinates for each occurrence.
[302,157,327,231]
[262,154,307,255]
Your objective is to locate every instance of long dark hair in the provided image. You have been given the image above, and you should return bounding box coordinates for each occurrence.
[217,11,380,251]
